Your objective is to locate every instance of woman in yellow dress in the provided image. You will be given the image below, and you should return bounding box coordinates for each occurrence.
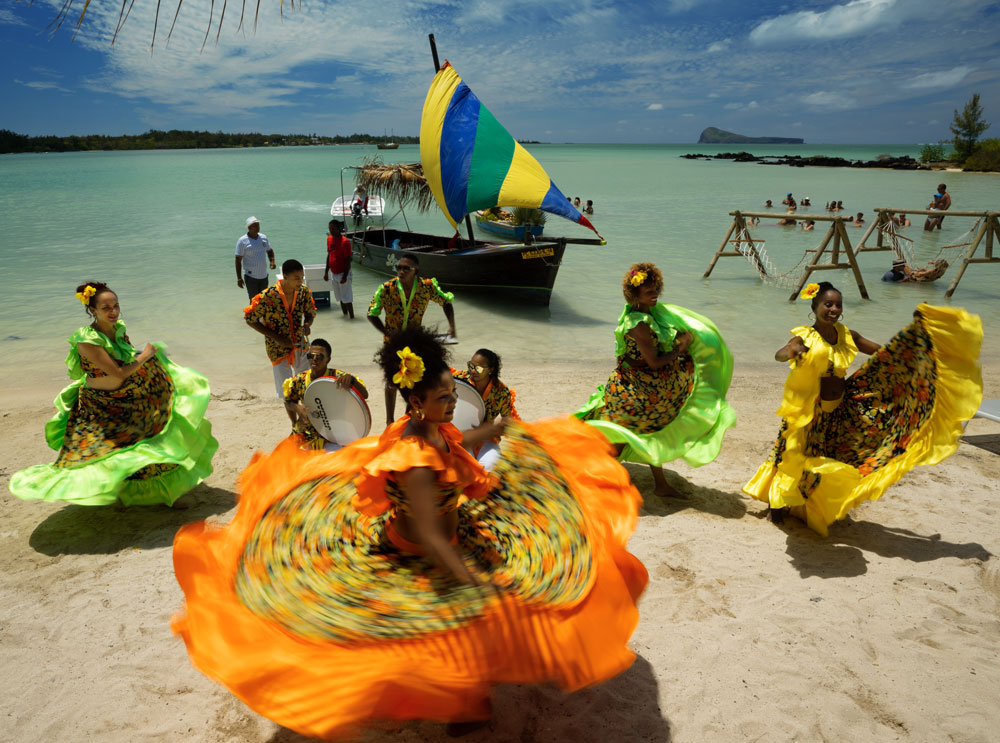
[744,281,983,534]
[172,325,647,739]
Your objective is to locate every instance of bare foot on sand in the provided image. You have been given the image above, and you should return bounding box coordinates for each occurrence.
[650,465,684,498]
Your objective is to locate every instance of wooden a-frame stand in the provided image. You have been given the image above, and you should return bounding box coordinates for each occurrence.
[704,210,870,302]
[855,208,1000,297]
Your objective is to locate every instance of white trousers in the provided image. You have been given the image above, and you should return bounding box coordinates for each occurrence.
[271,350,309,399]
[330,271,353,303]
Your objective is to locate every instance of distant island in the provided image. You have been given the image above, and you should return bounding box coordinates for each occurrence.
[698,127,804,145]
[0,129,418,154]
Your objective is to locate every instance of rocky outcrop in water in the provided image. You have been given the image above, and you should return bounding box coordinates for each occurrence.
[681,152,927,170]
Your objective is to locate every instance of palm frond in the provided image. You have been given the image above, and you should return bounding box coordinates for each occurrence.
[351,157,435,213]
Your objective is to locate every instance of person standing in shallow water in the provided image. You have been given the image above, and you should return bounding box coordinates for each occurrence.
[324,219,355,319]
[235,216,276,301]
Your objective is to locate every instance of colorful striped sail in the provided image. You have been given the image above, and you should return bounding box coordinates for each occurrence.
[420,62,601,238]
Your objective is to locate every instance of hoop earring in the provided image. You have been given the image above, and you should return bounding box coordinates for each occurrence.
[413,408,424,422]
[808,311,815,320]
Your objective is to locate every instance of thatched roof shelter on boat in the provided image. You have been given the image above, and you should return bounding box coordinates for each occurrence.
[351,158,436,213]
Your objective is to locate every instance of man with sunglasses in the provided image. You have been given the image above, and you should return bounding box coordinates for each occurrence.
[367,254,457,424]
[282,338,369,451]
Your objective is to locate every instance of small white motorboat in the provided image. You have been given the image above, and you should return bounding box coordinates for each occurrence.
[331,190,386,223]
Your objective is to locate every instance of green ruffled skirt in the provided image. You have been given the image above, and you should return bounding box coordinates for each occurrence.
[575,304,736,467]
[10,350,217,506]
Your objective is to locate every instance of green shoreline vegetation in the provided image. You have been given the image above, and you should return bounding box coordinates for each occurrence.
[0,129,419,154]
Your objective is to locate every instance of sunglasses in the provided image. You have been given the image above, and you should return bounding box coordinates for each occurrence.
[306,352,326,361]
[467,362,487,375]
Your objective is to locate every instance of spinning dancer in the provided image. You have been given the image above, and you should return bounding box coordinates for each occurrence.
[173,326,647,740]
[744,281,982,534]
[10,281,217,506]
[576,263,736,496]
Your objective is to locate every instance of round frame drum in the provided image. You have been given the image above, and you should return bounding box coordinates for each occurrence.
[304,378,372,445]
[452,379,486,431]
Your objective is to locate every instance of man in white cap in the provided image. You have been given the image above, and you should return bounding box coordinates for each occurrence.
[235,216,276,300]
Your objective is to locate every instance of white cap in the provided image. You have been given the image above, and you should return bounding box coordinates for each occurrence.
[246,216,259,227]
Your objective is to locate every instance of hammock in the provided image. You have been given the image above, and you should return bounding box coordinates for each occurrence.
[732,226,814,289]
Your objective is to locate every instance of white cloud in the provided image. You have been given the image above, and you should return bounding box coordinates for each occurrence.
[647,103,664,110]
[750,0,941,45]
[15,79,73,93]
[706,39,730,54]
[0,8,30,27]
[903,66,973,89]
[723,100,759,110]
[682,112,695,117]
[802,91,857,111]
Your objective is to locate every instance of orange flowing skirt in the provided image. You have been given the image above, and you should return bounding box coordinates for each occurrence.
[172,418,647,739]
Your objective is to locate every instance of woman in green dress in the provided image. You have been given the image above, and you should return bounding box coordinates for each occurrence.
[576,263,736,496]
[10,281,218,507]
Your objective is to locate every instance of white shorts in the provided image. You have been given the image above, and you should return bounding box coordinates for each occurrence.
[330,271,353,303]
[271,350,309,398]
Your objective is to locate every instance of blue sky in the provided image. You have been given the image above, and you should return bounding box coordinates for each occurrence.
[3,0,999,143]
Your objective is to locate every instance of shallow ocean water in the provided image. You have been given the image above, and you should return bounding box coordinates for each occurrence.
[1,143,997,393]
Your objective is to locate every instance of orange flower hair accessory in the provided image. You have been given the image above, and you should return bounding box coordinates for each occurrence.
[75,285,97,306]
[800,283,820,300]
[393,347,425,389]
[629,270,648,287]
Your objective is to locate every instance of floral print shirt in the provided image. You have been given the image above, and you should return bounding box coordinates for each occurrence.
[244,281,316,364]
[452,370,521,422]
[368,277,454,337]
[282,367,368,447]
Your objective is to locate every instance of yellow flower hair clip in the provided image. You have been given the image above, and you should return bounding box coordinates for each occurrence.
[800,283,820,300]
[75,285,97,306]
[393,346,425,389]
[629,270,647,287]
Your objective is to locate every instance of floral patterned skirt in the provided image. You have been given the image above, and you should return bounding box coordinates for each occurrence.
[56,359,176,480]
[598,355,695,434]
[744,305,982,535]
[11,352,218,507]
[172,418,647,739]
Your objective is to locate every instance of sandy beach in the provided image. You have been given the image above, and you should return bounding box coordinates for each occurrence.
[2,347,998,743]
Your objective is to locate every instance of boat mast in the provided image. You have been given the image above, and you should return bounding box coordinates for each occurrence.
[428,33,477,247]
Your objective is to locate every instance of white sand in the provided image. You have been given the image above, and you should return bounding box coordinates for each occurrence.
[2,355,998,742]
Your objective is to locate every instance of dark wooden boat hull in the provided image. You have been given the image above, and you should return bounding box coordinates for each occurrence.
[348,228,565,305]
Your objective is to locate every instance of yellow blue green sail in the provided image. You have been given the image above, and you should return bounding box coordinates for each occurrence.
[420,62,600,237]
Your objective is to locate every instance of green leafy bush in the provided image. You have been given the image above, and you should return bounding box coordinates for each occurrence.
[919,143,948,163]
[963,138,1000,172]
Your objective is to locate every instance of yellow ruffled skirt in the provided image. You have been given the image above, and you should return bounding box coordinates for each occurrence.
[744,304,982,535]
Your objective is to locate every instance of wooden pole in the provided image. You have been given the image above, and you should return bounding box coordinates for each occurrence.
[837,219,870,300]
[831,217,842,264]
[704,215,741,278]
[855,212,884,252]
[945,216,991,298]
[788,223,836,301]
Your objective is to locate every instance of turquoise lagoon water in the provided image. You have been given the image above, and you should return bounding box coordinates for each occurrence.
[1,144,997,394]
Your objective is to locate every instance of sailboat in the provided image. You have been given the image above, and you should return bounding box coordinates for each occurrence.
[346,40,603,305]
[376,129,399,150]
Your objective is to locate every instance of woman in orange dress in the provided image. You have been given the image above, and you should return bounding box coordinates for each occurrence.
[172,326,647,739]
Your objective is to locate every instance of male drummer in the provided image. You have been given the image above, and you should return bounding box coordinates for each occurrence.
[367,253,457,424]
[282,338,369,451]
